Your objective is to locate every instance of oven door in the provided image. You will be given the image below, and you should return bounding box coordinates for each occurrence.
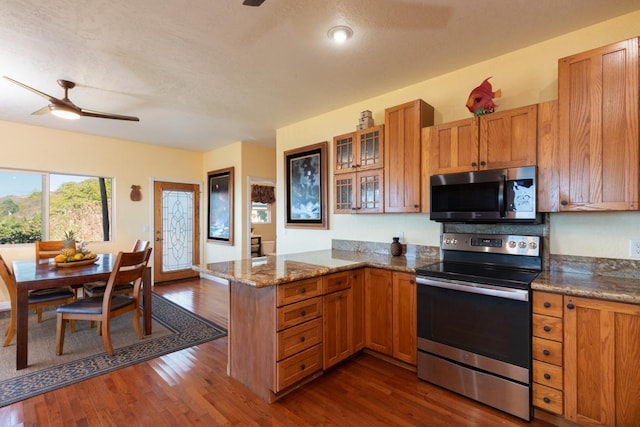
[416,277,531,377]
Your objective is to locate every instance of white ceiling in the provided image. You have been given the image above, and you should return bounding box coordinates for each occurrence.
[1,0,639,152]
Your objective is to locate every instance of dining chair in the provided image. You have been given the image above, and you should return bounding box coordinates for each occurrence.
[55,247,152,356]
[82,240,150,297]
[35,239,82,303]
[0,254,76,347]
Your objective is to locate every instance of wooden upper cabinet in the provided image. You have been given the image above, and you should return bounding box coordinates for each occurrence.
[333,125,384,175]
[479,104,538,170]
[424,117,479,175]
[385,99,434,213]
[558,37,639,211]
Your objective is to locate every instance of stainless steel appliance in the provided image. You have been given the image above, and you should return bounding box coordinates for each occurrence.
[415,232,541,421]
[430,165,537,223]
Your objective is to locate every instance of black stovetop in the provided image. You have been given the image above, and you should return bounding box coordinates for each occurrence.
[415,261,540,290]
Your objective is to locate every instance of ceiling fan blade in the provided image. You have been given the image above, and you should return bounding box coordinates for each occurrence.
[243,0,266,6]
[80,108,140,122]
[31,106,51,115]
[3,76,59,103]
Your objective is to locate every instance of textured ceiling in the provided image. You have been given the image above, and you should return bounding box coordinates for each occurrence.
[0,0,639,152]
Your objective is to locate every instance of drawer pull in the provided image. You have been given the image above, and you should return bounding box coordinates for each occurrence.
[543,397,551,404]
[300,364,306,370]
[544,373,551,380]
[300,336,305,342]
[544,301,551,308]
[567,303,575,310]
[543,349,551,356]
[300,287,306,294]
[300,310,306,316]
[410,279,415,284]
[543,325,551,332]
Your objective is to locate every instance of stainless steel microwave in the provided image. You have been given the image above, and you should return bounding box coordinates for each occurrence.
[430,166,537,223]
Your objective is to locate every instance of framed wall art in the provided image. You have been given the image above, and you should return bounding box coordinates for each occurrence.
[207,167,234,244]
[284,141,328,229]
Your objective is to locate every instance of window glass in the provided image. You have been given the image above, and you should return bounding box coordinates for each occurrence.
[251,202,271,224]
[0,170,112,244]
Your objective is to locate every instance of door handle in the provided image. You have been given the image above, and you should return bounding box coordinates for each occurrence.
[155,237,163,241]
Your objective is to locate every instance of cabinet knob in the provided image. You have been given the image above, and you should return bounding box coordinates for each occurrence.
[543,349,551,356]
[544,373,551,380]
[561,200,568,207]
[413,204,419,208]
[480,161,486,166]
[567,303,575,310]
[300,364,306,370]
[543,397,551,404]
[543,302,551,308]
[471,162,477,167]
[543,325,551,332]
[300,310,306,316]
[409,279,415,284]
[300,287,306,294]
[300,336,306,342]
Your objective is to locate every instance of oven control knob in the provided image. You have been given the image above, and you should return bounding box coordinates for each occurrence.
[518,241,527,249]
[508,241,516,248]
[444,238,451,245]
[529,242,538,249]
[452,239,457,245]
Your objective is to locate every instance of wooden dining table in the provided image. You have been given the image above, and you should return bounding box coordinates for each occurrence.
[11,253,152,370]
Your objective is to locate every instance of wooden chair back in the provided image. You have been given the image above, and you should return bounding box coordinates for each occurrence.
[102,247,152,310]
[35,240,76,260]
[132,240,150,252]
[0,254,17,306]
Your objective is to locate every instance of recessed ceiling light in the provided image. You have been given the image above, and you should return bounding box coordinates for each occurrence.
[327,26,353,44]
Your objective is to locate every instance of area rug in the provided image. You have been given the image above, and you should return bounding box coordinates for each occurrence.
[0,292,227,407]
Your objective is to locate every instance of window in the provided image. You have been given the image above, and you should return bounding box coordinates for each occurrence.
[251,202,272,224]
[0,169,112,244]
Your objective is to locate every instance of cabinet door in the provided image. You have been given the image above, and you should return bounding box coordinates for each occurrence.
[564,296,640,427]
[323,289,352,369]
[356,125,384,172]
[392,272,417,365]
[479,104,537,170]
[385,99,434,213]
[350,268,365,352]
[334,132,356,174]
[558,37,639,211]
[364,268,393,355]
[536,100,560,212]
[425,117,479,175]
[333,170,383,214]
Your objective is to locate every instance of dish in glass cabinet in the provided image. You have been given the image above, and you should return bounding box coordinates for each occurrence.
[55,256,99,268]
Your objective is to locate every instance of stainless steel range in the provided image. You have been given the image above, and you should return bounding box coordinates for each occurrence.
[415,232,542,421]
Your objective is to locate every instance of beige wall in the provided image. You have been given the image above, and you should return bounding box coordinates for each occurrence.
[275,11,640,258]
[202,141,276,262]
[0,120,202,302]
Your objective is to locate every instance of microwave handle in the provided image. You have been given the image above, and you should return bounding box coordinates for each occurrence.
[498,175,506,217]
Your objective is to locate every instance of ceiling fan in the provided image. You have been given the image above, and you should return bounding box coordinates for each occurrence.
[2,76,140,122]
[242,0,266,6]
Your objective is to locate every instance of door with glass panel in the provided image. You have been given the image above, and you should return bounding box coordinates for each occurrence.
[153,181,200,283]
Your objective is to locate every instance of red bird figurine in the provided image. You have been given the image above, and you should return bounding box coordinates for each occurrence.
[466,77,502,116]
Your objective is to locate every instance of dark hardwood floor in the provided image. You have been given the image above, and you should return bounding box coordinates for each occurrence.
[0,278,556,426]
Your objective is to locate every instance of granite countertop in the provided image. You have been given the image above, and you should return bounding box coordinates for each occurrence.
[533,270,640,305]
[193,249,439,287]
[194,249,640,305]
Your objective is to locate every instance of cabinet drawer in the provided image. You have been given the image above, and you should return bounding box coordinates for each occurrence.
[532,313,563,342]
[533,383,563,415]
[532,336,563,366]
[277,297,322,330]
[277,277,322,307]
[533,360,563,390]
[277,318,322,360]
[323,271,351,293]
[532,292,563,318]
[276,344,322,392]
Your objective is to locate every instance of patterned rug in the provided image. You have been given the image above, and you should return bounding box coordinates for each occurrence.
[0,292,227,407]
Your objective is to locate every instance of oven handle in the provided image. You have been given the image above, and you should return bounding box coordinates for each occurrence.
[416,276,529,302]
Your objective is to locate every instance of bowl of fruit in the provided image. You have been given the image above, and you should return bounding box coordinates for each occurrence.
[54,246,99,268]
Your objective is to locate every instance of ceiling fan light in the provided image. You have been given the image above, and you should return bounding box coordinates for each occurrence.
[328,26,353,44]
[49,104,80,120]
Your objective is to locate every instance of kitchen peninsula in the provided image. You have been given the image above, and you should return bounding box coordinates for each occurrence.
[196,248,640,425]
